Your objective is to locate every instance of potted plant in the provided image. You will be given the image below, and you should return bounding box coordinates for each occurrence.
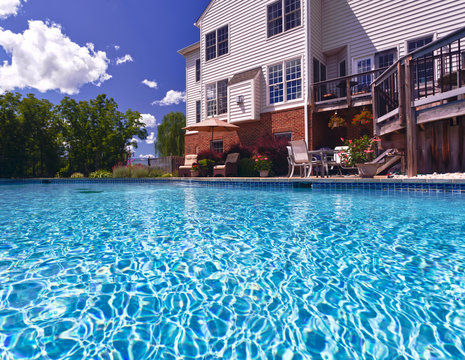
[190,163,200,177]
[352,108,373,126]
[340,135,381,178]
[253,154,272,177]
[197,159,215,176]
[328,111,346,129]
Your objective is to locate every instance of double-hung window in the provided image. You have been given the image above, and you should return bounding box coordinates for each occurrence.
[206,80,228,117]
[195,59,200,82]
[269,58,302,104]
[407,35,434,84]
[195,100,201,123]
[355,57,372,93]
[205,25,228,61]
[267,0,301,38]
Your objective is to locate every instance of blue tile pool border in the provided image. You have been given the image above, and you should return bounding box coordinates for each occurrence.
[2,177,465,194]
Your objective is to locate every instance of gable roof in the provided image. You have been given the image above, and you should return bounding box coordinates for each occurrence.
[194,0,216,28]
[177,42,200,56]
[228,67,262,86]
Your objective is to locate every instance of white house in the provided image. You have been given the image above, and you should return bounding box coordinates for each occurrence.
[179,0,465,174]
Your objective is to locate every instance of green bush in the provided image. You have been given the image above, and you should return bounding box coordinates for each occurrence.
[89,170,112,178]
[70,172,85,178]
[238,158,258,177]
[148,167,165,177]
[161,173,173,178]
[112,166,131,178]
[131,165,150,178]
[198,158,215,176]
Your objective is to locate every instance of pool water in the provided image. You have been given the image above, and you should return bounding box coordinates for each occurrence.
[1,183,465,359]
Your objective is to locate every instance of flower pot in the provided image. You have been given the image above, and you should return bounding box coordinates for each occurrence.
[190,170,199,177]
[259,170,269,177]
[356,163,379,178]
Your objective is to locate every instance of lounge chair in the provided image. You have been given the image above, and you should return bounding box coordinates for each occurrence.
[178,154,198,177]
[213,153,240,177]
[288,140,317,177]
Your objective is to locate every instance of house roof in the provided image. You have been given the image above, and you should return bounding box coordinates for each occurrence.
[228,67,262,86]
[194,0,215,28]
[177,42,200,56]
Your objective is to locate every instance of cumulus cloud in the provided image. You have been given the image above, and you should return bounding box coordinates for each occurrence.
[140,113,157,128]
[0,0,22,19]
[115,54,133,65]
[152,90,185,106]
[0,20,111,95]
[142,79,158,89]
[114,45,120,51]
[145,132,156,144]
[139,154,154,159]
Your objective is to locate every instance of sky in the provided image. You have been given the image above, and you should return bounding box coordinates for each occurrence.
[0,0,210,158]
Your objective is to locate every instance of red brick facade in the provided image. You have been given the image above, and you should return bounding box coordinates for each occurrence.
[185,107,306,154]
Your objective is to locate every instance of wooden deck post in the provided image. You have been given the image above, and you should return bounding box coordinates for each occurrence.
[404,57,418,177]
[371,83,379,135]
[398,62,406,126]
[346,77,352,107]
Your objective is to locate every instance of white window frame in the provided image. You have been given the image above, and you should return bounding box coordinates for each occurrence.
[267,57,303,106]
[266,0,302,39]
[205,79,228,117]
[205,25,229,62]
[352,55,374,94]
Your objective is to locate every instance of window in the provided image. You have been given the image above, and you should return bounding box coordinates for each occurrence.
[205,25,228,61]
[339,60,346,77]
[196,100,201,123]
[274,132,292,142]
[206,79,228,117]
[269,59,302,104]
[407,35,433,53]
[313,58,327,99]
[408,35,434,84]
[195,59,200,82]
[355,57,372,93]
[286,59,302,100]
[267,0,301,38]
[211,140,223,153]
[375,48,397,69]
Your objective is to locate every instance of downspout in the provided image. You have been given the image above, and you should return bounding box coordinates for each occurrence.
[304,0,311,147]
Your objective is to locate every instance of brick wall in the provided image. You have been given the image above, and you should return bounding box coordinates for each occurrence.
[185,107,306,154]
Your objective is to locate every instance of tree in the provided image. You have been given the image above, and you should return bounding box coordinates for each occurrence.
[154,112,185,156]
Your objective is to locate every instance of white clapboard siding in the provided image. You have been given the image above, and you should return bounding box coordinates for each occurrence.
[185,49,201,127]
[198,0,308,115]
[229,81,255,123]
[322,0,465,74]
[310,0,323,65]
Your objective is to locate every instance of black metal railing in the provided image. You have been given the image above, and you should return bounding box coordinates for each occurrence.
[312,68,387,104]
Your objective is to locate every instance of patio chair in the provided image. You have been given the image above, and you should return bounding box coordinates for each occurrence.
[178,154,198,177]
[289,140,319,178]
[213,153,240,177]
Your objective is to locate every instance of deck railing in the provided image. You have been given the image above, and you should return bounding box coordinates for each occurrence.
[311,68,387,110]
[372,25,465,176]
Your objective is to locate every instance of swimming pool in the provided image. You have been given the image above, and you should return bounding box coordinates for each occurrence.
[0,183,464,359]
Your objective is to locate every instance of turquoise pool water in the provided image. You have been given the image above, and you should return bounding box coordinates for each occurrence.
[0,183,465,359]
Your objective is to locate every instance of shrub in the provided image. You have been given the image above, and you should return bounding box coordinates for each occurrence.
[256,135,288,176]
[238,158,258,177]
[131,164,150,178]
[89,170,112,178]
[148,167,165,177]
[161,173,173,177]
[198,158,215,176]
[253,155,273,172]
[112,166,131,178]
[197,150,222,163]
[70,172,84,178]
[223,143,253,161]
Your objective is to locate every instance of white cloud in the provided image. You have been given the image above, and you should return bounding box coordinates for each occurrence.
[0,20,111,95]
[151,90,185,106]
[145,132,156,144]
[0,0,22,19]
[142,79,158,89]
[139,154,154,159]
[114,45,120,51]
[140,113,157,128]
[115,54,133,65]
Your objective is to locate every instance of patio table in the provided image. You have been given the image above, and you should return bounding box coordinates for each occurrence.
[308,149,339,177]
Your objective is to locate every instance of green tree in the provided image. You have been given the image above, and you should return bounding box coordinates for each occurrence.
[58,94,147,175]
[154,112,186,156]
[0,93,22,177]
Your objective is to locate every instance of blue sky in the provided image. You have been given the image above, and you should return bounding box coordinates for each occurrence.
[0,0,210,158]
